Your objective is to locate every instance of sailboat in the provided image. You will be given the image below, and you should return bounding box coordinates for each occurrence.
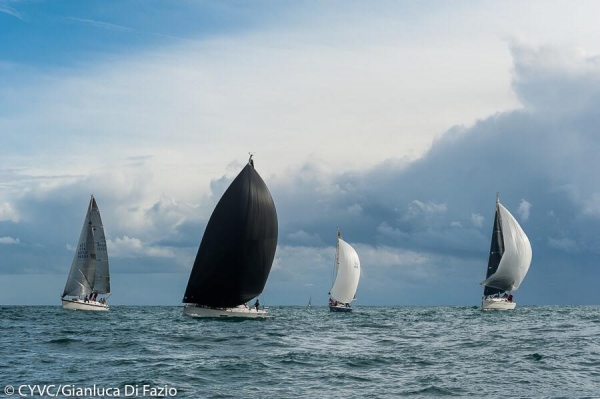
[328,228,360,312]
[307,296,312,308]
[182,155,278,318]
[61,195,110,311]
[480,194,532,310]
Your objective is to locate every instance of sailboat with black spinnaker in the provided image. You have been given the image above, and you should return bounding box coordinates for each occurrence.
[480,194,532,310]
[182,155,278,318]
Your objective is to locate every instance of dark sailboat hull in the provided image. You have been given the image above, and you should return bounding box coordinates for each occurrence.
[329,304,353,312]
[183,162,278,308]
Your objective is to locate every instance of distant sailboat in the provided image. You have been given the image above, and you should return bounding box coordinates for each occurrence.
[182,155,278,318]
[61,195,110,311]
[328,228,360,312]
[480,194,532,310]
[307,296,312,308]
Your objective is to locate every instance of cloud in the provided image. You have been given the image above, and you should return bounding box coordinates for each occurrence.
[107,235,175,259]
[286,230,323,247]
[471,213,484,227]
[0,236,19,245]
[271,245,333,277]
[582,193,600,218]
[404,200,447,220]
[66,17,136,33]
[0,3,23,20]
[0,202,19,222]
[0,3,521,188]
[517,199,531,221]
[511,44,600,115]
[346,203,363,216]
[353,244,432,281]
[143,194,203,236]
[376,222,408,242]
[548,237,579,253]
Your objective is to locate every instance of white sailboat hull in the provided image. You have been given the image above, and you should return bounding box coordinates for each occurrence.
[183,304,267,318]
[61,297,109,311]
[482,297,516,310]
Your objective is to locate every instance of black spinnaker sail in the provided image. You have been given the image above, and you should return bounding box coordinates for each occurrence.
[483,202,505,297]
[183,160,278,308]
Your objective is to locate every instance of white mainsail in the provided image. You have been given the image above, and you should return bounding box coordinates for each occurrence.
[480,203,532,292]
[330,237,361,304]
[62,196,110,297]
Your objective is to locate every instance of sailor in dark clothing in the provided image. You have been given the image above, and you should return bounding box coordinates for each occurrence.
[254,299,260,311]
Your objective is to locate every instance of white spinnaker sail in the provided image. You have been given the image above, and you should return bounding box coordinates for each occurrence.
[330,238,361,303]
[480,203,532,292]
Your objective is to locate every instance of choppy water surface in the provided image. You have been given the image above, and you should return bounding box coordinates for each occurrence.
[1,306,599,398]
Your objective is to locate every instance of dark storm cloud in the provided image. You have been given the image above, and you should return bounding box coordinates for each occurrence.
[269,43,600,304]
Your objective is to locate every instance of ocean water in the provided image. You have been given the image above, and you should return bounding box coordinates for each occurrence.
[1,306,599,399]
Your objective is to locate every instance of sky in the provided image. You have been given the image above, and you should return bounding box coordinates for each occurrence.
[1,0,600,306]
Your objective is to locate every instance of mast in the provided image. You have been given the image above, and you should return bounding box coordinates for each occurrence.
[336,227,341,272]
[483,193,505,297]
[330,227,341,293]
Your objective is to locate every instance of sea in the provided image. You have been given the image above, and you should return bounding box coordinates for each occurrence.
[1,306,599,399]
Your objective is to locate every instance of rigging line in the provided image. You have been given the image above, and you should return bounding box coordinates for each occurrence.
[78,268,94,291]
[259,290,268,308]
